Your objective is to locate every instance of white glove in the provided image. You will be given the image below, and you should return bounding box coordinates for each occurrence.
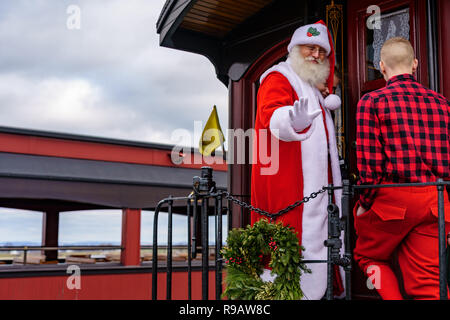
[288,98,322,132]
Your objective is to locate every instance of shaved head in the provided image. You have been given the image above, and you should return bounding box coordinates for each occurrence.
[380,37,415,69]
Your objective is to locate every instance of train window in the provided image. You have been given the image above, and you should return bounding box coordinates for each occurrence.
[365,8,410,82]
[0,208,42,265]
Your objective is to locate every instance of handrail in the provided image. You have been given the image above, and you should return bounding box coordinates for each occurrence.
[353,180,450,189]
[0,245,123,265]
[0,246,123,251]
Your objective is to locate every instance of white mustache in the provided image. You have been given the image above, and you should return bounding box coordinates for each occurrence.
[305,56,323,64]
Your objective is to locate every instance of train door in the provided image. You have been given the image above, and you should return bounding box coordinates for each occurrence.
[346,0,430,299]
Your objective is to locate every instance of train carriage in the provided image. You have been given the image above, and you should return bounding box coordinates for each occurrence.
[156,0,450,299]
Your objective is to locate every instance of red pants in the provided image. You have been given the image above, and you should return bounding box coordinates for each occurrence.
[353,185,450,300]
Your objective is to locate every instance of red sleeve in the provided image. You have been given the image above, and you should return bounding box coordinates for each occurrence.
[256,72,298,129]
[356,94,384,209]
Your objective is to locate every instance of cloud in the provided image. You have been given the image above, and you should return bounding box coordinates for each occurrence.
[0,1,230,245]
[0,0,228,146]
[0,209,42,243]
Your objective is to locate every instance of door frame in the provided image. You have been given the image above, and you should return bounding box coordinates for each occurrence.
[346,0,430,299]
[228,38,290,229]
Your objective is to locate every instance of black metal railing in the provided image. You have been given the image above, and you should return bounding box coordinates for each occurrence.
[151,167,449,300]
[151,167,228,300]
[352,178,450,300]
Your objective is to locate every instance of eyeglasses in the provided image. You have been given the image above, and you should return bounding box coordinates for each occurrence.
[305,45,327,56]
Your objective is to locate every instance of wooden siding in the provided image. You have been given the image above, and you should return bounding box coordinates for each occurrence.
[180,0,275,38]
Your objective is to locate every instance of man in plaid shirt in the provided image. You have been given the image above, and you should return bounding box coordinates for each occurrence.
[354,37,450,299]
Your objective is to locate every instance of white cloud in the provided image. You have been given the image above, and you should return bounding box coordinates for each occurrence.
[0,1,230,245]
[0,73,138,133]
[0,209,42,243]
[0,0,229,146]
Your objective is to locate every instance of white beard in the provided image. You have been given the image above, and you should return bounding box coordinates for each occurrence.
[289,46,330,86]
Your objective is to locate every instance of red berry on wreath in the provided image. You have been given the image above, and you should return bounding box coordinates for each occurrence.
[307,32,312,37]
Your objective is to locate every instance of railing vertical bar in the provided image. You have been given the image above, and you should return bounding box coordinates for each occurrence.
[166,198,173,300]
[217,195,223,299]
[326,184,334,300]
[342,179,352,300]
[228,199,233,231]
[201,196,209,300]
[187,197,192,300]
[214,195,223,300]
[437,178,447,300]
[214,196,219,300]
[152,201,164,300]
[192,197,198,260]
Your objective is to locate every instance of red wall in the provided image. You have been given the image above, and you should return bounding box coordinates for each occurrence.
[0,271,219,300]
[0,132,227,172]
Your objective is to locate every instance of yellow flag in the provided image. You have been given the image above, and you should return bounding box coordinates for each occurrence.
[199,105,225,156]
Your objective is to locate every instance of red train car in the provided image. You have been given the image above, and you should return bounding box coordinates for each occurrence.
[156,0,450,299]
[0,126,226,299]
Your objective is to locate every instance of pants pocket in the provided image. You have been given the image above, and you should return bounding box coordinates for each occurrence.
[369,200,407,234]
[430,203,450,223]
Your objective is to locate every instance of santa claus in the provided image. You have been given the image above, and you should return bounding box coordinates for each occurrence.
[251,21,344,300]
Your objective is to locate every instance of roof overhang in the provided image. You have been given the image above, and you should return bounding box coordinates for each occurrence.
[0,126,227,214]
[156,0,327,85]
[0,152,226,212]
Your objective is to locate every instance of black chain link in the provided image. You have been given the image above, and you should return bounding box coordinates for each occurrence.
[220,187,326,221]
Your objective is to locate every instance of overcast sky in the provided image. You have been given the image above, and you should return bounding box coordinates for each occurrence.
[0,0,229,245]
[0,0,228,147]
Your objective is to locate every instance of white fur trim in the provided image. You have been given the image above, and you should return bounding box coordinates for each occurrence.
[269,106,316,142]
[323,94,341,111]
[287,24,331,55]
[262,60,344,300]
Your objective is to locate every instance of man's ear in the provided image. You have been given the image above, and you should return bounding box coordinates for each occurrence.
[379,60,388,79]
[412,58,418,74]
[379,60,385,74]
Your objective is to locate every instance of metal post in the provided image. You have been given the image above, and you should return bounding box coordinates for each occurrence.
[187,198,192,300]
[166,198,173,300]
[215,195,223,300]
[201,196,209,300]
[152,201,163,300]
[342,179,352,300]
[437,179,447,300]
[326,184,334,300]
[192,196,198,259]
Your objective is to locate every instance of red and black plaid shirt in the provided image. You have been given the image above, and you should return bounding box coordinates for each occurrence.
[356,74,450,209]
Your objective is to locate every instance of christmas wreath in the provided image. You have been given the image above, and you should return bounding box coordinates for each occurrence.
[221,219,311,300]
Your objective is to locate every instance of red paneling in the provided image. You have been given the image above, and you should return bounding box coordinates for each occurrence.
[121,209,141,266]
[438,0,450,99]
[0,133,227,172]
[0,271,219,300]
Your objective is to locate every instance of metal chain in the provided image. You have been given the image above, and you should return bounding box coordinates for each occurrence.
[220,187,326,221]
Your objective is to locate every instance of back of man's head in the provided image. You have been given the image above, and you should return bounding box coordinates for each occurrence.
[380,37,415,70]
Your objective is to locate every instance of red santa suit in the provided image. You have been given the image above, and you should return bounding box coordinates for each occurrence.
[250,22,344,300]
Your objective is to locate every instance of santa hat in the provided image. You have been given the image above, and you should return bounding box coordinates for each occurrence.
[288,20,340,110]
